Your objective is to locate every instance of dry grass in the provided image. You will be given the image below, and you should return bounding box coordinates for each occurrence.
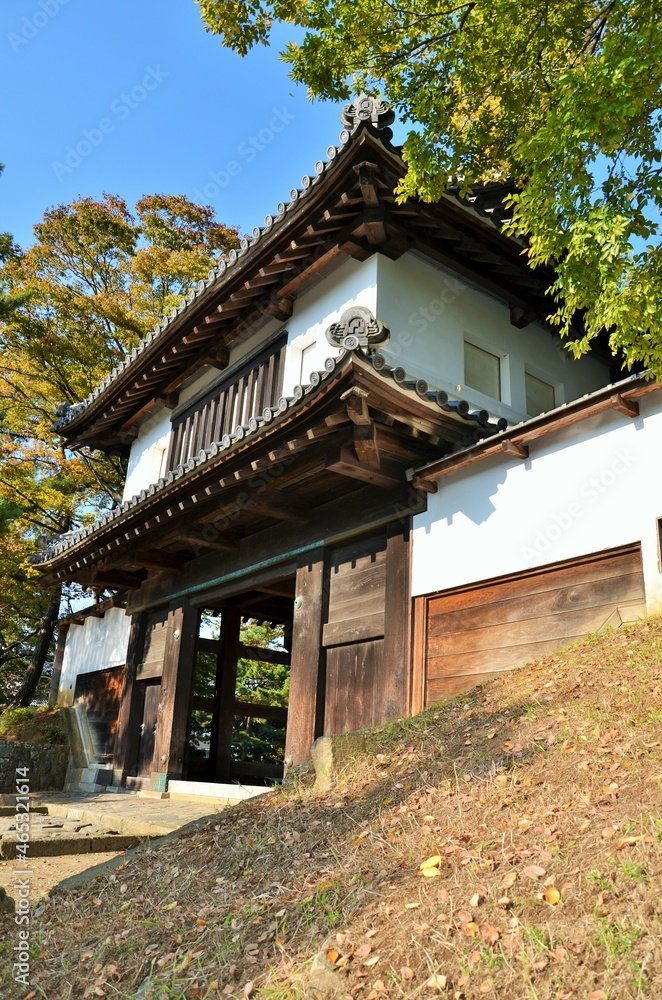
[3,620,662,999]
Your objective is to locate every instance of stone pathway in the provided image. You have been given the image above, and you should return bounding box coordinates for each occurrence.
[0,788,245,902]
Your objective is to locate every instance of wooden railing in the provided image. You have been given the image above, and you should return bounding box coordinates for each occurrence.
[167,337,287,472]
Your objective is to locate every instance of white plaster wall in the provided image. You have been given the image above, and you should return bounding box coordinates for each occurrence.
[280,255,378,395]
[122,407,172,501]
[412,395,662,613]
[375,251,611,422]
[57,607,131,706]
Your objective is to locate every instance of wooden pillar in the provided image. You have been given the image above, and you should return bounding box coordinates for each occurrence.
[214,606,241,782]
[113,612,148,780]
[151,599,198,779]
[48,623,69,706]
[410,595,428,717]
[285,549,328,767]
[380,518,413,722]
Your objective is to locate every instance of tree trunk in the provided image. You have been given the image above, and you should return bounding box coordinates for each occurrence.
[8,585,62,708]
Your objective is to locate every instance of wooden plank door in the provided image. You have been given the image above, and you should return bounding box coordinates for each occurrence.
[136,681,161,774]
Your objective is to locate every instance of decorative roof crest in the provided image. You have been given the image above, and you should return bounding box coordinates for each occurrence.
[340,94,395,135]
[325,306,390,353]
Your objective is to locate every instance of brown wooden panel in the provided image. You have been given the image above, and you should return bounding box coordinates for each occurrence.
[74,666,125,760]
[427,571,645,637]
[327,535,386,624]
[428,601,643,658]
[423,545,646,705]
[428,636,584,680]
[324,639,383,734]
[141,609,169,674]
[427,671,504,700]
[427,545,642,617]
[322,612,385,648]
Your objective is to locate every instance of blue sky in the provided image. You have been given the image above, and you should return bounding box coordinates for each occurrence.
[0,1,354,250]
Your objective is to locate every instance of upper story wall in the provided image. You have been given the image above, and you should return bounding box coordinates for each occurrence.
[375,251,610,424]
[120,248,612,499]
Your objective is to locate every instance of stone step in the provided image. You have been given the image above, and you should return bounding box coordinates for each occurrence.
[0,831,142,859]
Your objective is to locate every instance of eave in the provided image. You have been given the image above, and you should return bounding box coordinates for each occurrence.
[36,350,509,587]
[409,373,660,492]
[54,120,557,456]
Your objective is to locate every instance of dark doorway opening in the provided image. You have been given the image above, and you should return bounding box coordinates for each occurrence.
[186,575,295,785]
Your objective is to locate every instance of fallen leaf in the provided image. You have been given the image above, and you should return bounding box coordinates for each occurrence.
[544,887,561,905]
[420,855,442,871]
[523,865,547,879]
[479,978,494,993]
[463,921,479,937]
[426,973,447,990]
[364,955,380,967]
[355,944,372,959]
[400,966,414,980]
[405,901,420,909]
[327,949,340,964]
[480,924,500,946]
[502,871,518,889]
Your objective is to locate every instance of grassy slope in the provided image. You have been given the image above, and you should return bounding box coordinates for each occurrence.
[5,620,662,1000]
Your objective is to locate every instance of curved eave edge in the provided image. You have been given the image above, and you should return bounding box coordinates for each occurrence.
[53,122,404,438]
[35,351,508,572]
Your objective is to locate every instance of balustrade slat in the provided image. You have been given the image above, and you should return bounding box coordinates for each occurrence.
[167,338,287,471]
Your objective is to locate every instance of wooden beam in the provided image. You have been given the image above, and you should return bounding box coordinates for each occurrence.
[501,439,529,459]
[265,294,295,322]
[91,569,145,590]
[285,549,327,766]
[326,446,401,488]
[215,606,241,782]
[114,612,148,777]
[175,527,239,552]
[380,519,412,721]
[151,600,198,779]
[237,642,291,666]
[354,422,381,469]
[610,393,639,418]
[129,549,187,571]
[248,489,310,524]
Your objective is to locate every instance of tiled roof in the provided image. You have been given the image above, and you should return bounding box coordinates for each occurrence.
[52,108,520,439]
[52,116,395,436]
[36,349,507,567]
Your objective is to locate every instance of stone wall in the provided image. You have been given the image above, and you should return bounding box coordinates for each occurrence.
[0,740,68,793]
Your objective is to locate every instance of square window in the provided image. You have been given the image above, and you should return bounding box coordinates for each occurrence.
[464,341,501,400]
[300,342,317,384]
[525,372,555,416]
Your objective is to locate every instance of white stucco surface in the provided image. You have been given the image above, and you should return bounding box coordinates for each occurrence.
[120,247,613,498]
[58,606,131,706]
[122,407,172,501]
[412,394,662,613]
[281,255,377,395]
[375,252,610,422]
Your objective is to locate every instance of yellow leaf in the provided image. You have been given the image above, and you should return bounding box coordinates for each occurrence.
[544,887,561,905]
[326,949,340,964]
[164,901,178,910]
[364,955,380,967]
[421,867,441,877]
[419,855,442,871]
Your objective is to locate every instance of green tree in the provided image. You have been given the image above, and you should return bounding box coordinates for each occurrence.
[197,0,662,373]
[0,194,239,707]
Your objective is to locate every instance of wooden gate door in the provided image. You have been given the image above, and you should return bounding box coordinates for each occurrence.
[286,520,412,765]
[136,681,161,775]
[323,533,387,733]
